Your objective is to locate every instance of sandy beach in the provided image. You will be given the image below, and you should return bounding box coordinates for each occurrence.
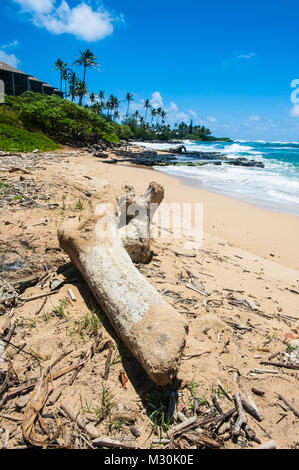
[0,147,298,449]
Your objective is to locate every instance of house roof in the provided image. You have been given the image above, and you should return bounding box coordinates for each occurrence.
[28,76,43,83]
[0,61,29,76]
[42,83,54,88]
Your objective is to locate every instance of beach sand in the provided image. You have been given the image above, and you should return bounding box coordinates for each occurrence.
[0,148,298,449]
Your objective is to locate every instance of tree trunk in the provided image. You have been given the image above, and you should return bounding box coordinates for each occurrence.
[58,183,187,385]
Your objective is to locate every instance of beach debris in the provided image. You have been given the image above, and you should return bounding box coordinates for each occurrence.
[22,367,60,447]
[92,436,136,449]
[118,182,164,263]
[57,183,187,385]
[277,395,299,419]
[60,402,100,439]
[103,348,113,381]
[251,388,265,397]
[67,288,76,302]
[232,393,247,437]
[119,370,128,389]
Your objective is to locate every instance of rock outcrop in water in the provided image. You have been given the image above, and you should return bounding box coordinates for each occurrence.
[101,147,265,168]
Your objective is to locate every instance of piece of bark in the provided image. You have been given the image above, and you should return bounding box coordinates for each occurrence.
[103,348,113,380]
[58,183,187,386]
[232,393,247,437]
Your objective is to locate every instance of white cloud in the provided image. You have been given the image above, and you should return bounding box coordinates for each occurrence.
[189,109,198,119]
[150,91,163,109]
[2,40,19,49]
[248,115,261,121]
[207,116,217,123]
[13,0,54,14]
[238,52,256,60]
[291,104,299,117]
[13,0,122,42]
[0,50,20,68]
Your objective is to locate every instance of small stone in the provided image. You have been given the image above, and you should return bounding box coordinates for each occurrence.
[130,426,140,438]
[15,394,30,410]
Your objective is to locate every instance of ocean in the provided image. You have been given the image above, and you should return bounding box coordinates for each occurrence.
[133,140,299,217]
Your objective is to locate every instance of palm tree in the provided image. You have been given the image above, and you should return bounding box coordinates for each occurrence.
[134,110,139,123]
[106,94,119,118]
[143,99,150,122]
[156,107,162,125]
[161,110,167,126]
[73,49,99,89]
[151,108,157,126]
[54,58,68,93]
[89,92,96,104]
[75,79,87,106]
[67,71,78,102]
[113,110,120,121]
[61,65,70,96]
[125,93,134,121]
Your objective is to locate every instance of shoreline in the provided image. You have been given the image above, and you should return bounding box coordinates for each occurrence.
[101,154,299,271]
[130,141,299,218]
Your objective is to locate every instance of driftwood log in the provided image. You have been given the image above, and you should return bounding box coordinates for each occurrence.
[58,182,187,385]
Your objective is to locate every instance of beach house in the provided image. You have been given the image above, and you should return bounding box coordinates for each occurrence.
[0,61,63,99]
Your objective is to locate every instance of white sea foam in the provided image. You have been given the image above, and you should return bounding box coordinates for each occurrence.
[132,140,299,216]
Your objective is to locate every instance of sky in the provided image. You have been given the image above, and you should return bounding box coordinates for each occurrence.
[1,0,299,141]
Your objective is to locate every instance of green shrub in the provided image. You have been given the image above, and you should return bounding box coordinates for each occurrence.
[0,123,60,152]
[10,92,119,144]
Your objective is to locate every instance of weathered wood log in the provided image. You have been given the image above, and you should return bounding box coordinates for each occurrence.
[119,181,164,263]
[58,183,187,385]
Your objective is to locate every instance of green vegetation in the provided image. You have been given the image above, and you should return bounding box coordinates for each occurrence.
[0,121,59,153]
[4,92,119,145]
[80,383,115,422]
[0,47,229,153]
[69,309,102,341]
[144,380,180,435]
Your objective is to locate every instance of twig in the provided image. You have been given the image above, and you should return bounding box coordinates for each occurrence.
[260,361,299,371]
[276,413,287,424]
[217,380,233,402]
[20,290,59,302]
[182,350,212,360]
[60,402,99,439]
[92,437,136,449]
[103,348,113,380]
[241,399,263,422]
[34,296,48,315]
[277,394,299,419]
[0,360,86,410]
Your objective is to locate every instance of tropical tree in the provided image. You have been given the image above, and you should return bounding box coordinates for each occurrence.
[161,110,167,125]
[151,108,157,126]
[75,79,87,106]
[106,94,119,117]
[156,107,162,125]
[54,58,68,93]
[89,92,96,104]
[125,93,134,121]
[73,49,99,89]
[67,71,79,102]
[143,99,151,122]
[113,110,120,121]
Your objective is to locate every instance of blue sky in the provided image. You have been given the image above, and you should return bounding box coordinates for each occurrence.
[1,0,299,140]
